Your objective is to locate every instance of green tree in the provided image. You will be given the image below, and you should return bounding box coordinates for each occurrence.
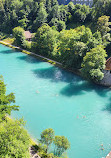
[0,119,30,158]
[32,24,58,57]
[97,15,111,36]
[46,0,52,13]
[40,128,55,153]
[59,5,68,21]
[54,136,70,156]
[51,0,58,7]
[58,26,89,68]
[67,2,74,14]
[18,16,29,29]
[33,2,48,29]
[49,19,66,31]
[81,45,107,81]
[73,4,90,22]
[97,16,111,46]
[0,0,23,33]
[92,0,111,20]
[49,4,60,20]
[13,26,25,47]
[86,31,103,50]
[49,18,58,28]
[0,76,19,121]
[65,41,87,68]
[57,20,66,31]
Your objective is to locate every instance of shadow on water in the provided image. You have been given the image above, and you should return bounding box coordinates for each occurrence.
[32,66,82,83]
[32,66,110,97]
[17,56,42,64]
[60,82,109,97]
[0,49,16,54]
[103,96,111,112]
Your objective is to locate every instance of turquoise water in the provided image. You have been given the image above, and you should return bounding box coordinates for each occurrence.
[0,44,111,158]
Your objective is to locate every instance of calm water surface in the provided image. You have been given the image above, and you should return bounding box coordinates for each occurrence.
[0,44,111,158]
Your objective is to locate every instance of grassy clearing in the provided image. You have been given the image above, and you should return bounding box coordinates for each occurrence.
[2,37,14,44]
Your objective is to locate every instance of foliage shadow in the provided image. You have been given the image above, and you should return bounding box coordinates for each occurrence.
[0,49,16,54]
[60,82,109,97]
[17,55,42,64]
[32,66,82,83]
[32,66,109,97]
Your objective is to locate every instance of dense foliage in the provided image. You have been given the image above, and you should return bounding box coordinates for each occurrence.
[0,119,30,158]
[13,26,25,47]
[32,22,108,77]
[32,24,58,56]
[38,128,70,157]
[0,76,19,121]
[0,76,30,158]
[1,0,111,81]
[81,45,107,81]
[0,0,108,34]
[0,0,111,33]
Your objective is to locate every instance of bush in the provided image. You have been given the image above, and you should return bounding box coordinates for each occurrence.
[13,27,25,47]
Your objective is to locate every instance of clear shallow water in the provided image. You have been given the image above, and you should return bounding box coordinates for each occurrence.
[0,44,111,158]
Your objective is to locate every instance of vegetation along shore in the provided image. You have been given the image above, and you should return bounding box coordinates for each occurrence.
[0,75,70,158]
[1,0,111,157]
[1,0,111,86]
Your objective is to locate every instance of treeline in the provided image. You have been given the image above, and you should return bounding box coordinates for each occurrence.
[1,0,111,33]
[13,14,110,81]
[0,76,70,158]
[1,0,111,81]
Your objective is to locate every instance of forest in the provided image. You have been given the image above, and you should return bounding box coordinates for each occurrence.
[0,0,111,80]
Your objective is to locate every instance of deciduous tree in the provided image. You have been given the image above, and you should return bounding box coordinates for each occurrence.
[0,76,19,121]
[97,15,111,36]
[13,26,25,47]
[40,128,55,152]
[54,136,70,156]
[81,45,107,81]
[32,24,58,57]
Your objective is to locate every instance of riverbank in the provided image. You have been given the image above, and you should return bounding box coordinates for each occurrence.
[0,40,110,87]
[5,115,40,158]
[0,41,111,158]
[0,41,81,75]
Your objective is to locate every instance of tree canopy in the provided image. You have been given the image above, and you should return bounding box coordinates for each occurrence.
[13,26,25,47]
[54,136,70,156]
[39,128,70,157]
[40,128,55,152]
[0,76,30,158]
[81,45,107,81]
[0,119,30,158]
[32,24,58,57]
[0,76,19,121]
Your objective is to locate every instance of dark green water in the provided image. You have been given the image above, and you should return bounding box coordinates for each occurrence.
[0,44,111,158]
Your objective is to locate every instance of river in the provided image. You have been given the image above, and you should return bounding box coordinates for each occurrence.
[0,44,111,158]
